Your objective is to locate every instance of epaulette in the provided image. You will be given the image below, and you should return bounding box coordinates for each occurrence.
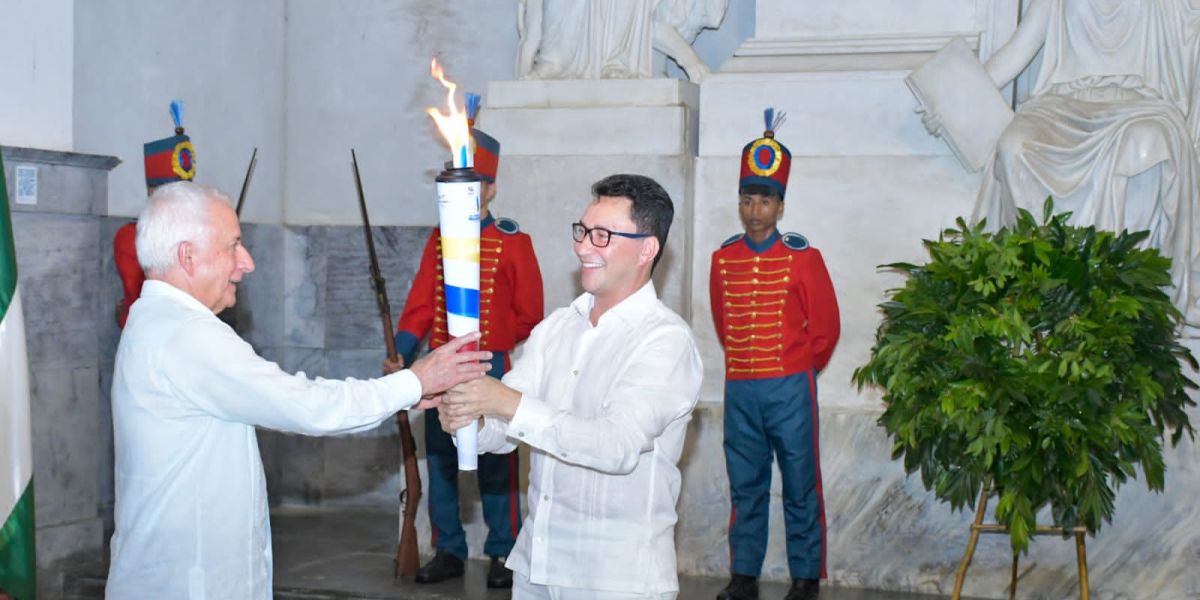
[721,233,744,248]
[782,232,809,251]
[495,217,520,235]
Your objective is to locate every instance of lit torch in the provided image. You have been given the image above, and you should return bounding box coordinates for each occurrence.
[426,58,481,471]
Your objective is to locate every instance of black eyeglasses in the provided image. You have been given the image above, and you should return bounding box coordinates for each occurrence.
[571,222,651,248]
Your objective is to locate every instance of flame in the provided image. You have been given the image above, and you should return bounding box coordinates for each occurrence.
[426,58,472,169]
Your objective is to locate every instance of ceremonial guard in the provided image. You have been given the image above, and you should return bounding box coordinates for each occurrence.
[388,98,544,589]
[114,100,197,328]
[711,109,841,600]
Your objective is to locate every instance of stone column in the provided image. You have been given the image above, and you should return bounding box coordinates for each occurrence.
[2,145,120,596]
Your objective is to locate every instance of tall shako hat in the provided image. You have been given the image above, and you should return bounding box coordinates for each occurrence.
[739,107,790,199]
[144,100,196,187]
[466,92,500,183]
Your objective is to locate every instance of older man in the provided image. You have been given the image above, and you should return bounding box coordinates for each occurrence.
[106,182,490,599]
[441,174,703,599]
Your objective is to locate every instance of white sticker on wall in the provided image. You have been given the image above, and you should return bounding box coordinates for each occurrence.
[14,165,38,205]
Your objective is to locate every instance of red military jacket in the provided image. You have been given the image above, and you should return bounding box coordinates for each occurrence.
[710,230,840,380]
[395,214,544,359]
[114,222,145,329]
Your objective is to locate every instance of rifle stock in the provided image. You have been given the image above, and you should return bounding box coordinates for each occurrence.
[351,149,422,577]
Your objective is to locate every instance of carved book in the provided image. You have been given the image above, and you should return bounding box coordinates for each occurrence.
[907,37,1014,172]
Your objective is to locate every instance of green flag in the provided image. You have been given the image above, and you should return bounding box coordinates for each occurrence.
[0,153,36,599]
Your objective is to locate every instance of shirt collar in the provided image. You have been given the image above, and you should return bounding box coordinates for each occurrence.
[480,213,496,229]
[570,280,658,327]
[742,229,781,254]
[141,279,215,315]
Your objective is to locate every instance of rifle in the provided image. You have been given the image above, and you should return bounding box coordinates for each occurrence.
[351,149,422,577]
[235,147,258,217]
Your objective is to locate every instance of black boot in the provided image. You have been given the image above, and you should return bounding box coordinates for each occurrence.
[784,578,819,600]
[486,555,513,589]
[716,574,758,600]
[414,551,464,584]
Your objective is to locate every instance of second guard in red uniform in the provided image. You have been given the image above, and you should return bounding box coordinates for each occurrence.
[712,109,840,600]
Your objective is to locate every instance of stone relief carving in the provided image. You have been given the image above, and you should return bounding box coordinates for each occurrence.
[919,0,1200,325]
[515,0,728,83]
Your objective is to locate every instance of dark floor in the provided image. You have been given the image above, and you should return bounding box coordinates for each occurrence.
[63,506,955,599]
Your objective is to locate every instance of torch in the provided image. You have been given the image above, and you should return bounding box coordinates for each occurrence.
[426,59,481,471]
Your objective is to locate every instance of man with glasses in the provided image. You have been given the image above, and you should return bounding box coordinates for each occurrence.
[439,174,703,599]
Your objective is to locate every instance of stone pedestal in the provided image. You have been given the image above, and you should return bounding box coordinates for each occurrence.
[480,79,699,319]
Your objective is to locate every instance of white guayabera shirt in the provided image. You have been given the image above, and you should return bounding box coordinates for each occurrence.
[477,281,703,595]
[107,281,424,600]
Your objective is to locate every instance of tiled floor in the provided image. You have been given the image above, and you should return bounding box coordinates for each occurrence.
[63,506,958,599]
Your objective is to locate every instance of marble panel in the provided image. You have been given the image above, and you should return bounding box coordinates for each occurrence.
[482,107,698,158]
[27,365,101,526]
[283,226,326,348]
[311,225,429,354]
[487,79,700,110]
[755,0,979,40]
[10,213,103,368]
[698,71,949,159]
[317,421,400,503]
[235,222,286,350]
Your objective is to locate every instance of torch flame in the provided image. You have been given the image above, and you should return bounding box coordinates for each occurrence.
[426,58,472,169]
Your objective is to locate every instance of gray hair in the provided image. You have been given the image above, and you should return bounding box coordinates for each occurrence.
[136,182,231,275]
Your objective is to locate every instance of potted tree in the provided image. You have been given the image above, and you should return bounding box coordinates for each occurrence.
[852,202,1195,570]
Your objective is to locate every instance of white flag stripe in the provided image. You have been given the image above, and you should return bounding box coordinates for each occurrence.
[0,288,33,522]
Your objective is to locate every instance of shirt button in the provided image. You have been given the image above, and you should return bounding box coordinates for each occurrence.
[542,494,550,501]
[517,431,526,438]
[572,369,579,376]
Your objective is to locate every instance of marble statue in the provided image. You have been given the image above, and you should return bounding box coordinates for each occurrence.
[515,0,728,83]
[922,0,1200,325]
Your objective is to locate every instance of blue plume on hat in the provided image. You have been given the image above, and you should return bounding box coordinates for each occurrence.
[465,92,482,126]
[170,100,185,133]
[763,107,786,137]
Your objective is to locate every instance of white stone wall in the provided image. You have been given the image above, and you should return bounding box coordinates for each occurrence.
[0,0,74,151]
[73,0,287,222]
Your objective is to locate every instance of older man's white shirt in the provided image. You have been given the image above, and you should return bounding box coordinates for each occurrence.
[476,282,703,595]
[107,281,423,599]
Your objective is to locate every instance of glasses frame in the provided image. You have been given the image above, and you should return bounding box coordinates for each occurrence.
[571,222,651,248]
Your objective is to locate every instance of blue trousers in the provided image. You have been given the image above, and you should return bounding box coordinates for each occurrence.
[425,352,520,559]
[724,370,826,580]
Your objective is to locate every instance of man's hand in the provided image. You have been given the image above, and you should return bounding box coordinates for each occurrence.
[442,376,522,423]
[440,412,483,434]
[415,393,444,411]
[408,332,492,396]
[383,354,405,375]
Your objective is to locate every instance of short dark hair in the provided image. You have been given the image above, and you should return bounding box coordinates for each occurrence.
[738,184,782,201]
[591,174,674,270]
